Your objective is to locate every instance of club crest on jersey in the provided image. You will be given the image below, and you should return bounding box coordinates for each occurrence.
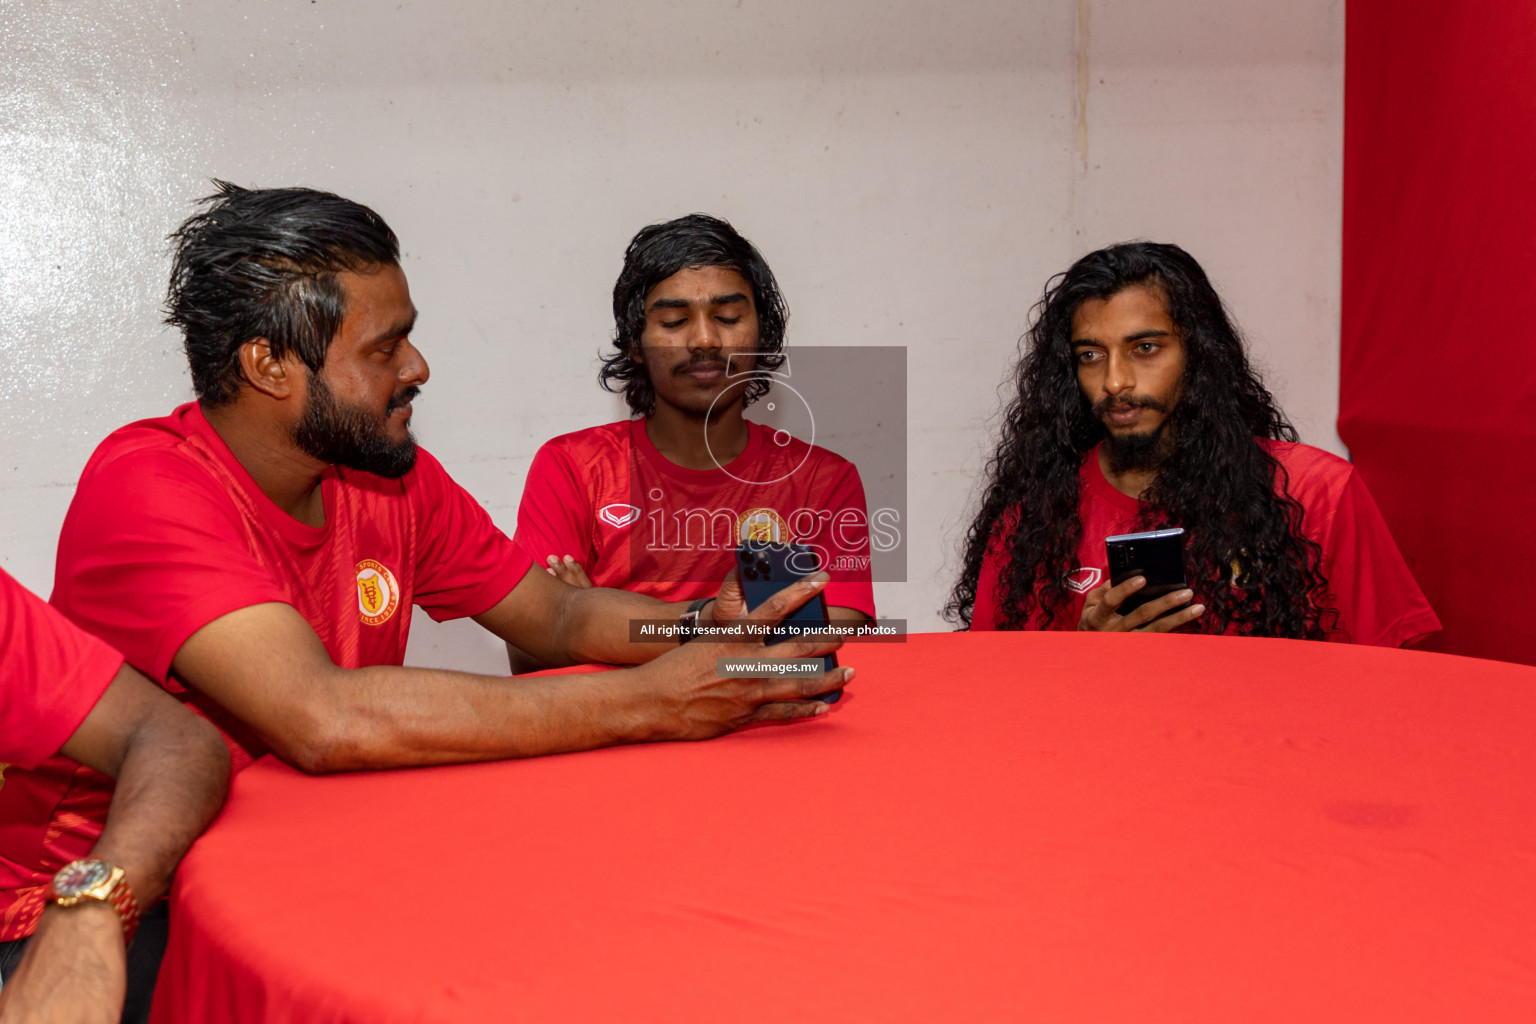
[1066,567,1102,594]
[356,559,400,626]
[737,508,789,544]
[599,503,642,529]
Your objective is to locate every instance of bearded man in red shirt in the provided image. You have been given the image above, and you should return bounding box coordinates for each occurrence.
[950,241,1438,645]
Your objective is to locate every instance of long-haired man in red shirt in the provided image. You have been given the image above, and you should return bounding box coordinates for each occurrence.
[950,241,1438,645]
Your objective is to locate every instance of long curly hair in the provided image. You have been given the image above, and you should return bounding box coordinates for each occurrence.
[600,213,787,416]
[947,242,1337,638]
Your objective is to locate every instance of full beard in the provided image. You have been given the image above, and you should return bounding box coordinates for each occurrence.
[293,373,419,479]
[1093,396,1174,475]
[1102,429,1168,474]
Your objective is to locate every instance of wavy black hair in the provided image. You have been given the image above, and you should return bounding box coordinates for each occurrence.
[165,181,400,406]
[947,242,1337,639]
[601,213,788,416]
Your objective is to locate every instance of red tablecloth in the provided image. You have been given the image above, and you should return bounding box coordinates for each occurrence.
[152,632,1536,1022]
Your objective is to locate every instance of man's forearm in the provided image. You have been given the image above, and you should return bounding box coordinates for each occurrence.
[477,567,688,670]
[184,582,850,776]
[89,709,230,906]
[298,604,849,772]
[282,662,663,773]
[543,586,691,667]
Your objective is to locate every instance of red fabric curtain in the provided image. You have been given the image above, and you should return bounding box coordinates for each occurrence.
[1341,1,1536,664]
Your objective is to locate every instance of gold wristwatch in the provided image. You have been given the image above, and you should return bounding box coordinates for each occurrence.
[47,858,140,945]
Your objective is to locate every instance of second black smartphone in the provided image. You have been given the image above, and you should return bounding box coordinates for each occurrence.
[735,540,841,703]
[1104,527,1188,617]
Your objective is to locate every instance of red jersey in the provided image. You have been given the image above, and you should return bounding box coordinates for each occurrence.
[515,418,876,616]
[970,440,1441,647]
[0,569,124,939]
[0,402,530,938]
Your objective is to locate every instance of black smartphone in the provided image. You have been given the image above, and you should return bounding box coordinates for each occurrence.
[1104,527,1188,617]
[735,540,841,703]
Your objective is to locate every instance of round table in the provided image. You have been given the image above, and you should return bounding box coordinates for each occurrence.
[151,632,1536,1022]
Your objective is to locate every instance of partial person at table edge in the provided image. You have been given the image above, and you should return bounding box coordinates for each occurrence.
[0,568,228,1024]
[949,241,1439,645]
[510,213,875,672]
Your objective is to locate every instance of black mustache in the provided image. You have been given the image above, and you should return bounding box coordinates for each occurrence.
[1092,395,1169,416]
[387,386,421,413]
[675,358,728,375]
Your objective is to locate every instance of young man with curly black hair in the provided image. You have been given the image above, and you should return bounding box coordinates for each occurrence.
[511,214,874,670]
[951,241,1438,645]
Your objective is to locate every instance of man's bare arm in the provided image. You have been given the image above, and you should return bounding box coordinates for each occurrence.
[503,558,698,674]
[0,665,229,1023]
[492,562,873,673]
[480,564,704,670]
[60,665,231,905]
[171,575,851,775]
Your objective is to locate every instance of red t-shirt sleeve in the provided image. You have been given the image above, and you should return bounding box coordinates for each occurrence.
[1,570,123,769]
[410,449,534,622]
[1317,467,1443,648]
[804,463,877,618]
[54,449,289,684]
[513,443,596,567]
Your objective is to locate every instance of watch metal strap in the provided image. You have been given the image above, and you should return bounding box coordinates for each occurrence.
[107,870,141,946]
[678,597,713,644]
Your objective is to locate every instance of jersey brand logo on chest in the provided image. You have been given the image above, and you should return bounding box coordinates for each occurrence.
[1065,567,1102,594]
[599,503,642,528]
[355,560,401,626]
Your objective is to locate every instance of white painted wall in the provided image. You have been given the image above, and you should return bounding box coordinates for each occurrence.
[0,0,1343,672]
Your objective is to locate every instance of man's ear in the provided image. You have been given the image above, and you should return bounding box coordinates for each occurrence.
[238,338,301,400]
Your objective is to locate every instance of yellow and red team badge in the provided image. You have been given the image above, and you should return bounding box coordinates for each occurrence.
[355,559,400,626]
[737,508,789,545]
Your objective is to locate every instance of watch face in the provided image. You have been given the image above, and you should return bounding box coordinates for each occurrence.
[53,859,111,897]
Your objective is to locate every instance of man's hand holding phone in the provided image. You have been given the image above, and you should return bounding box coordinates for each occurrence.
[1080,526,1205,632]
[629,571,852,740]
[1078,576,1205,632]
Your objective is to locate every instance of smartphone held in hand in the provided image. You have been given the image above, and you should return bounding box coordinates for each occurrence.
[1105,527,1188,617]
[735,540,841,702]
